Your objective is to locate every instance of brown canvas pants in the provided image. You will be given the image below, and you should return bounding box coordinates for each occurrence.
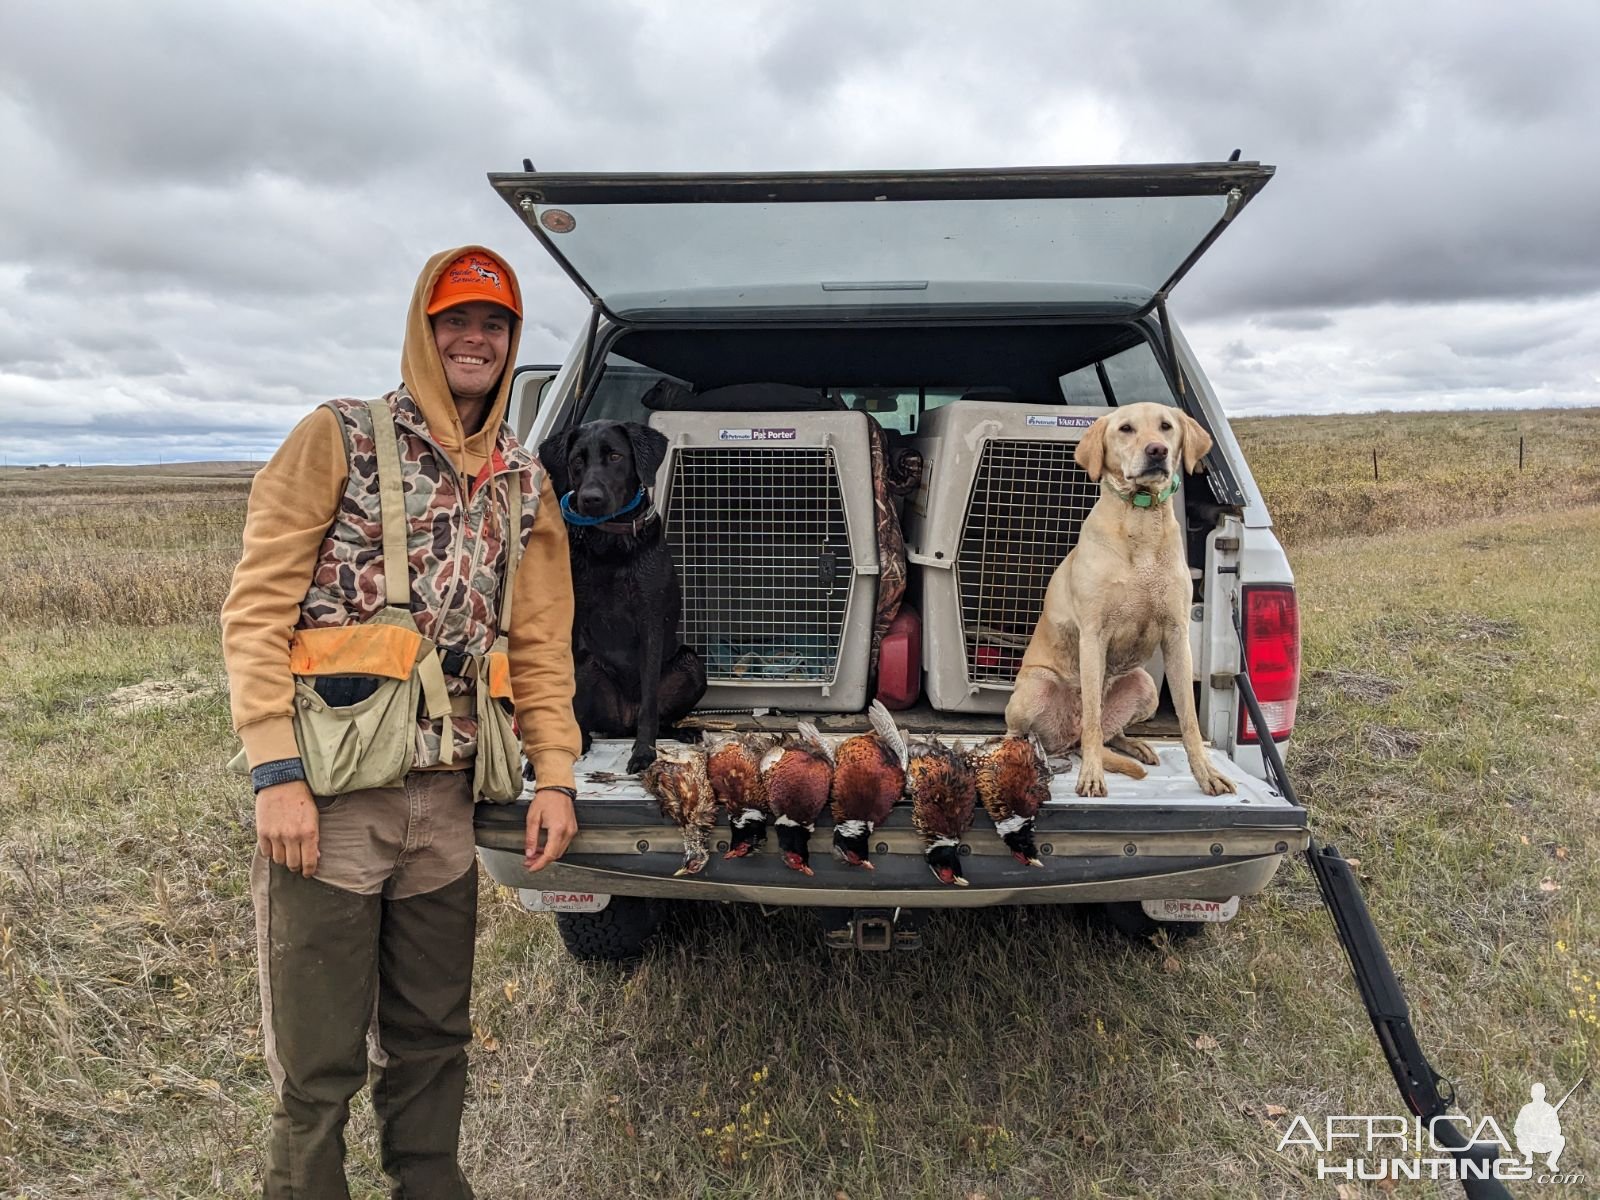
[252,770,479,1199]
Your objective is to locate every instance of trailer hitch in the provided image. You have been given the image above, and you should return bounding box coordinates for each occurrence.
[1233,602,1513,1199]
[818,907,923,952]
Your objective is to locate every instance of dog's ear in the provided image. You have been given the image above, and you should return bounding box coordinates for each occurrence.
[625,422,669,488]
[1074,414,1109,482]
[537,428,579,497]
[1177,411,1214,474]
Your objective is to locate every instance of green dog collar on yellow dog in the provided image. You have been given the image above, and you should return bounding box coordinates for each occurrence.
[1105,474,1180,508]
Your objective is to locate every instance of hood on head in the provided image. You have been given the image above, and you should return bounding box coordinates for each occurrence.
[400,245,524,469]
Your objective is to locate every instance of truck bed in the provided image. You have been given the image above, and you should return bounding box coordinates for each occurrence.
[474,736,1309,908]
[673,703,1184,739]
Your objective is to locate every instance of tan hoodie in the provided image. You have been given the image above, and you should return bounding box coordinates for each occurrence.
[220,246,581,790]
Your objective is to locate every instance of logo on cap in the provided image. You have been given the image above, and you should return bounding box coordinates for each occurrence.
[426,251,520,317]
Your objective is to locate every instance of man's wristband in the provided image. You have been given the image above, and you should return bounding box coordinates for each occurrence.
[251,757,308,793]
[536,785,577,802]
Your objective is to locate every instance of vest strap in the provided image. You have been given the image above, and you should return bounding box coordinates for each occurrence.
[366,398,411,610]
[414,642,454,765]
[498,476,522,634]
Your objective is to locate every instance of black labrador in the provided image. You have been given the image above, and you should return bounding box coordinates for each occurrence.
[539,420,707,774]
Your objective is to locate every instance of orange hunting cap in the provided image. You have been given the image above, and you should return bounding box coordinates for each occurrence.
[426,250,521,317]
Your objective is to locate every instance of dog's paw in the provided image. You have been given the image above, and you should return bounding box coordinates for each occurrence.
[626,746,657,775]
[1190,761,1235,800]
[1075,765,1107,798]
[1120,737,1160,766]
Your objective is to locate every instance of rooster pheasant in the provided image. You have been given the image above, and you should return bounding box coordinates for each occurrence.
[972,733,1051,866]
[907,736,978,886]
[706,732,776,859]
[640,745,716,876]
[761,723,834,876]
[829,701,907,869]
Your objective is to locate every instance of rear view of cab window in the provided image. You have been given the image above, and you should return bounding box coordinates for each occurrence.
[1059,341,1175,407]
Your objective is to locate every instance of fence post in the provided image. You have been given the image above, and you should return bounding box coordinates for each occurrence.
[1372,448,1379,483]
[1519,436,1524,473]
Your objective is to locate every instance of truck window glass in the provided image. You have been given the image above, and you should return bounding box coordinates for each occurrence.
[1059,341,1175,407]
[829,388,966,435]
[585,354,692,423]
[1058,366,1110,405]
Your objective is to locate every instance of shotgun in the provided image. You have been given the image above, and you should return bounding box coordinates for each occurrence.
[1232,600,1513,1200]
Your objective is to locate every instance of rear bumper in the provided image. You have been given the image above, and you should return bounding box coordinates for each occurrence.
[476,843,1290,908]
[474,792,1307,909]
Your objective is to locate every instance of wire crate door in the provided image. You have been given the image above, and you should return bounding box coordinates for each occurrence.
[957,439,1100,685]
[663,446,857,693]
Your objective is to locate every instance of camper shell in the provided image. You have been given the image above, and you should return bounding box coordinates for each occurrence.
[473,164,1306,955]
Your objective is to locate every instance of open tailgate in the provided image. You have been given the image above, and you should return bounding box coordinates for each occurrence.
[475,737,1308,907]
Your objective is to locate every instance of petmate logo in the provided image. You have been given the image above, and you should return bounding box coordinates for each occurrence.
[1025,414,1096,428]
[718,427,797,442]
[1275,1079,1585,1186]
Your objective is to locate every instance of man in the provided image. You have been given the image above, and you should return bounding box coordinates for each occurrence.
[221,247,581,1198]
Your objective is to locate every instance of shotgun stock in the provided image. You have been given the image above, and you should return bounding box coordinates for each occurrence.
[1233,602,1513,1199]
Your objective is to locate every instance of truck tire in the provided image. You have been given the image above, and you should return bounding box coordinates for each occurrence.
[554,897,665,962]
[1099,901,1207,941]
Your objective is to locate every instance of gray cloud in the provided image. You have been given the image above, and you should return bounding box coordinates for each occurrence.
[1188,293,1600,416]
[1255,313,1334,333]
[0,3,458,186]
[0,0,1597,463]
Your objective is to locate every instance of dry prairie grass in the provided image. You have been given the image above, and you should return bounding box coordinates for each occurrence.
[1234,405,1600,544]
[2,411,1598,1198]
[0,467,248,626]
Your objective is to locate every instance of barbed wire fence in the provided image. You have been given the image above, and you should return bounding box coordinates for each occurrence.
[1367,436,1527,482]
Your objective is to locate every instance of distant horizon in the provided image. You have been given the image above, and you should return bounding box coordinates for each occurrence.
[9,4,1600,462]
[7,399,1596,470]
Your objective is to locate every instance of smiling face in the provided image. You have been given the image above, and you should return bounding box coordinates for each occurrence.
[430,301,512,403]
[1074,401,1214,489]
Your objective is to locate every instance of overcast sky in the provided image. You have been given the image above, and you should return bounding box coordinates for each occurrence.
[3,0,1598,464]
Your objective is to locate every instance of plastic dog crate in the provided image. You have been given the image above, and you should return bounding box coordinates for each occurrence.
[904,403,1180,714]
[648,410,880,712]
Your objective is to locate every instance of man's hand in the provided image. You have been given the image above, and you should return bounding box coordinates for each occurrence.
[524,788,577,872]
[256,781,320,877]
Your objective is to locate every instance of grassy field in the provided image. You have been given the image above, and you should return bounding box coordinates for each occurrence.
[1,409,1597,1198]
[1233,405,1600,546]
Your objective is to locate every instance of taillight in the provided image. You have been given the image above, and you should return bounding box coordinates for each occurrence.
[1239,584,1300,743]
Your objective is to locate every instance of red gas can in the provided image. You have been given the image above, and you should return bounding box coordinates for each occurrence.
[875,606,922,710]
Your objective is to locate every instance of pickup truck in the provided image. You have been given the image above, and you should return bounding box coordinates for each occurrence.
[473,162,1307,959]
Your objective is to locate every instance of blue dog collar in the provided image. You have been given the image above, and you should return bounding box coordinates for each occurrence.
[560,487,647,527]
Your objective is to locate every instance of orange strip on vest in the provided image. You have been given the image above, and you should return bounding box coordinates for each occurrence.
[289,624,424,680]
[484,650,514,700]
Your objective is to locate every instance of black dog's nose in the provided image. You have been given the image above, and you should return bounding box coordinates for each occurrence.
[577,489,611,516]
[1145,441,1169,460]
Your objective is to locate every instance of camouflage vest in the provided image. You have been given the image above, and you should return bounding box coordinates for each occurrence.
[299,388,542,767]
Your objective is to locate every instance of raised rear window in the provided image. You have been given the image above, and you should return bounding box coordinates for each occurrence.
[493,164,1273,320]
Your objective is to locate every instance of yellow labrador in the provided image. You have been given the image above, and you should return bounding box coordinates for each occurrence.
[1005,402,1236,798]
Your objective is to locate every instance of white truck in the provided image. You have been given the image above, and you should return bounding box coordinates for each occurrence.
[473,162,1306,960]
